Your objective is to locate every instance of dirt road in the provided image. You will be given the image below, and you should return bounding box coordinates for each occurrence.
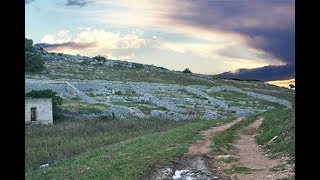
[231,119,293,180]
[147,118,243,180]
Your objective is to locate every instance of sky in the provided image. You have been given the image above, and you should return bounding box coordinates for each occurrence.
[25,0,295,85]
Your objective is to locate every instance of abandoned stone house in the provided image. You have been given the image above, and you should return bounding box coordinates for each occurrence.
[25,98,53,125]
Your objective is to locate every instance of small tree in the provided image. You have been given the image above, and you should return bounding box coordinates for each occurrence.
[25,90,63,118]
[93,55,107,62]
[25,52,46,73]
[289,84,295,89]
[182,68,192,74]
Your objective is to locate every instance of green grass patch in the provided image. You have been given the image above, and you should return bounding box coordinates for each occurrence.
[277,176,295,180]
[270,164,287,172]
[137,105,167,114]
[224,165,260,174]
[220,156,239,163]
[25,118,233,179]
[211,115,258,155]
[112,101,149,107]
[255,108,295,164]
[60,99,109,114]
[40,61,221,87]
[26,118,191,172]
[208,90,279,109]
[152,90,199,99]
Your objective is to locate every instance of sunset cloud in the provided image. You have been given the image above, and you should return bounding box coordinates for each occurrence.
[26,0,294,80]
[38,28,147,60]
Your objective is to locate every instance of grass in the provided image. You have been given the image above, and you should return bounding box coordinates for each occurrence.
[209,108,295,178]
[112,101,149,107]
[26,117,192,172]
[255,108,295,164]
[224,165,261,174]
[210,115,258,155]
[35,61,222,87]
[208,90,283,109]
[25,117,233,179]
[60,99,109,114]
[220,156,239,163]
[137,105,167,114]
[152,90,198,99]
[277,176,295,180]
[270,164,287,172]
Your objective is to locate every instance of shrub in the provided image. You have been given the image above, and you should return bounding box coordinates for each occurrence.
[133,63,144,69]
[182,68,192,74]
[25,90,63,118]
[25,52,46,73]
[93,55,107,62]
[289,84,295,89]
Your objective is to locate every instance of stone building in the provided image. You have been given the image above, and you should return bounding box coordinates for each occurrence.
[25,98,53,125]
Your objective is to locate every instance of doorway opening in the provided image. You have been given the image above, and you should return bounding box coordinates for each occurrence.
[31,108,37,121]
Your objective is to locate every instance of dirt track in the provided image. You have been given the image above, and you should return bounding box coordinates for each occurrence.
[147,117,294,180]
[147,118,243,180]
[231,119,294,180]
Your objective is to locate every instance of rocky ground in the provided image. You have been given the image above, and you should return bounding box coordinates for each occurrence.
[25,78,292,121]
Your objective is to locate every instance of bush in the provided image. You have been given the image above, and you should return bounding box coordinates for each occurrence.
[25,90,63,118]
[182,68,192,74]
[93,55,107,62]
[289,84,295,89]
[25,52,46,73]
[133,63,144,69]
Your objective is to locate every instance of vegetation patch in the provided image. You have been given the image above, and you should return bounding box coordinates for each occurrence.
[25,118,231,179]
[270,164,287,172]
[211,115,258,155]
[36,61,222,87]
[224,165,261,174]
[137,105,167,114]
[255,108,295,164]
[220,156,239,163]
[112,101,149,107]
[60,99,109,114]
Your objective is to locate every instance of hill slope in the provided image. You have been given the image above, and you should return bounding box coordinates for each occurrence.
[25,38,295,179]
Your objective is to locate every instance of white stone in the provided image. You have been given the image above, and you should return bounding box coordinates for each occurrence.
[40,163,49,168]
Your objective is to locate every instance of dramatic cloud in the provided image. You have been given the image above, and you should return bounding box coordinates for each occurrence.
[26,0,294,81]
[25,0,35,4]
[217,64,295,81]
[35,41,97,50]
[38,28,147,60]
[90,0,294,78]
[65,0,93,7]
[157,40,284,69]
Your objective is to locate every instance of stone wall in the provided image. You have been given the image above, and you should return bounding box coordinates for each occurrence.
[25,98,53,125]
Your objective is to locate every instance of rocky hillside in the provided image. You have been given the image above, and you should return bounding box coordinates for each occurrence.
[25,38,295,179]
[25,38,294,122]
